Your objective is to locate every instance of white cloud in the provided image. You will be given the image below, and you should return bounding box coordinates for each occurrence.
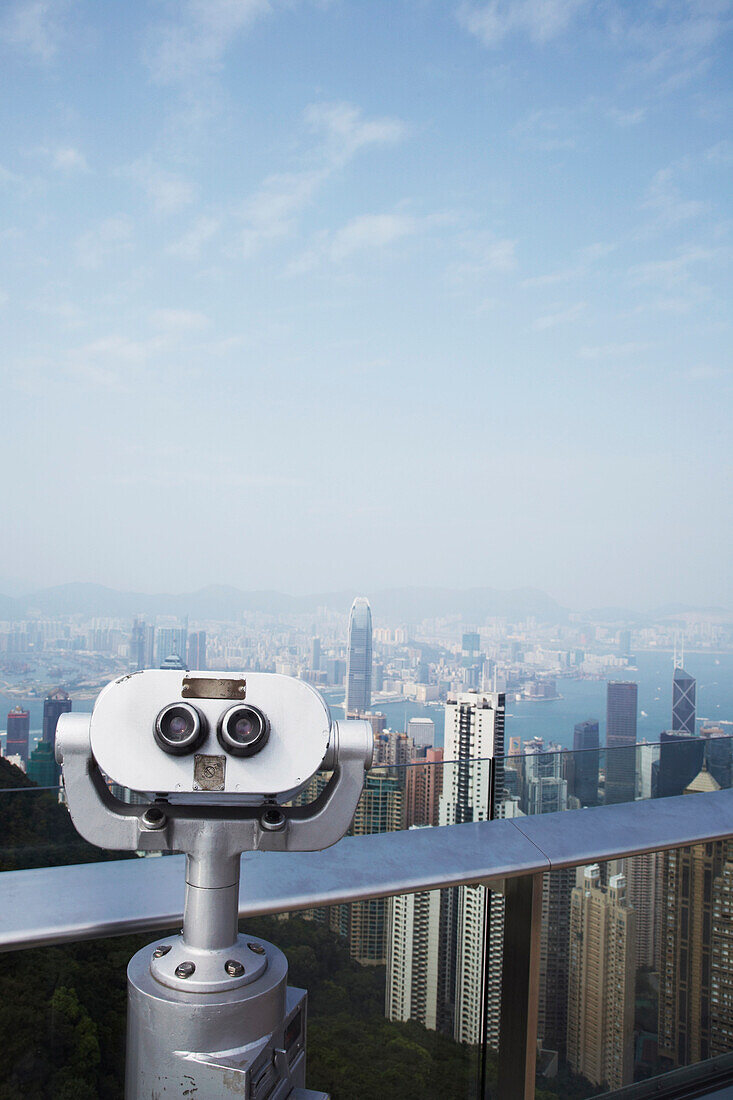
[304,102,407,165]
[146,0,271,83]
[514,107,577,151]
[629,246,721,290]
[457,0,587,46]
[533,301,586,329]
[167,216,220,259]
[49,146,88,172]
[124,160,195,215]
[643,167,707,227]
[2,0,68,61]
[75,216,134,270]
[447,237,518,285]
[235,102,407,257]
[579,341,653,360]
[329,214,418,261]
[607,106,647,127]
[522,242,616,287]
[150,308,209,331]
[684,364,728,382]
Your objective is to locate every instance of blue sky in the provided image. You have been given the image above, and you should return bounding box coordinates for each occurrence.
[0,0,731,609]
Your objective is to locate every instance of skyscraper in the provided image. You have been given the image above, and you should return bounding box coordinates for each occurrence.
[567,865,636,1090]
[345,597,372,717]
[187,630,207,670]
[408,717,435,749]
[155,626,188,668]
[605,681,638,805]
[6,706,30,764]
[653,729,704,799]
[573,720,600,806]
[672,664,696,736]
[43,688,71,767]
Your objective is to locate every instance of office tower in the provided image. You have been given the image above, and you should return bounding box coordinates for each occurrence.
[672,664,696,736]
[6,706,30,764]
[331,768,403,964]
[405,748,443,827]
[605,681,638,805]
[310,637,321,672]
[160,653,186,670]
[408,717,435,749]
[27,741,59,787]
[702,726,733,789]
[618,629,631,657]
[187,630,207,670]
[345,597,372,716]
[653,730,704,799]
[567,865,636,1090]
[573,720,600,806]
[155,626,188,668]
[43,688,71,764]
[659,764,725,1066]
[130,618,146,670]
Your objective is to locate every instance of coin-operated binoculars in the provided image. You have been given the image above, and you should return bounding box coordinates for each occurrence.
[56,671,372,1100]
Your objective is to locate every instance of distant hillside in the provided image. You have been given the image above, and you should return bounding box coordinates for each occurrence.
[11,582,567,623]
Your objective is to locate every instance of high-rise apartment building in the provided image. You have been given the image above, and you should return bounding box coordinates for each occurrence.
[659,765,726,1066]
[672,664,696,736]
[386,857,444,1031]
[6,706,30,764]
[625,852,661,970]
[567,865,636,1090]
[407,717,435,749]
[605,681,638,805]
[345,597,372,717]
[405,747,443,828]
[186,630,207,670]
[573,720,600,806]
[331,768,403,964]
[130,618,146,670]
[373,730,414,767]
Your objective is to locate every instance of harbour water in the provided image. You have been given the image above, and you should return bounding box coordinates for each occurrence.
[1,650,731,757]
[326,650,733,752]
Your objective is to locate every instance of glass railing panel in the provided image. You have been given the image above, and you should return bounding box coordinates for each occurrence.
[0,892,484,1099]
[528,838,733,1098]
[494,735,733,817]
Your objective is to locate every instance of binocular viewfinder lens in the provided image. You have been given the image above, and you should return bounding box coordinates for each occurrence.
[154,703,206,756]
[218,704,270,757]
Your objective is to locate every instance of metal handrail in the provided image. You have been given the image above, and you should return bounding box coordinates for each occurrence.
[1,787,732,952]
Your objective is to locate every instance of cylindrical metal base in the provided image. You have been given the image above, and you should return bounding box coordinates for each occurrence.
[125,934,290,1099]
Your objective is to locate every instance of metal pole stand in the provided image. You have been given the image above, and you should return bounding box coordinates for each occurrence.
[55,673,372,1100]
[125,854,327,1099]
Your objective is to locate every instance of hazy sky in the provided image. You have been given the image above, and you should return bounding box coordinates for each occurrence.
[1,0,731,609]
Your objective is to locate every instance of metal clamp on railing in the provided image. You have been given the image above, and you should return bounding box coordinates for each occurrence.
[56,669,372,1100]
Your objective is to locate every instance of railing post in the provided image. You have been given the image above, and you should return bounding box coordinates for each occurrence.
[496,872,543,1099]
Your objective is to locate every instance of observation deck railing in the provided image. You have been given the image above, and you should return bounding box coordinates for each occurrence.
[2,779,733,1098]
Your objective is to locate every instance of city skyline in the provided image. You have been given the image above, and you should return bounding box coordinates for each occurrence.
[0,1,731,609]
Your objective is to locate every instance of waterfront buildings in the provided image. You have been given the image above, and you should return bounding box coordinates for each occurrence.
[6,706,30,764]
[345,597,372,717]
[605,681,638,805]
[567,864,636,1089]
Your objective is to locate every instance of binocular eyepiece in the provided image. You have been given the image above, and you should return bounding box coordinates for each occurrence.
[154,701,270,758]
